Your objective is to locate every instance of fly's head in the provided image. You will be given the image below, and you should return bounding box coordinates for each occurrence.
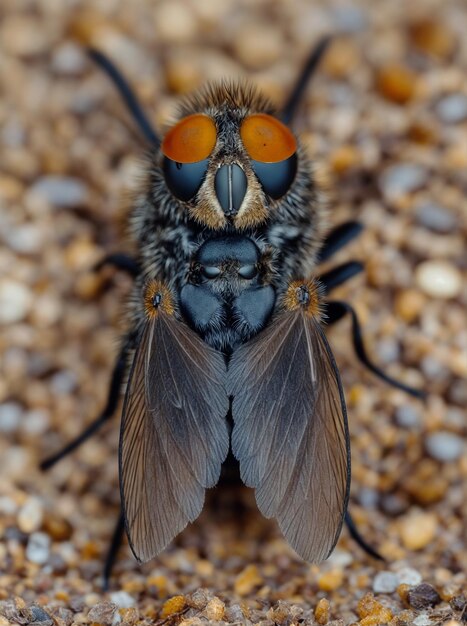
[157,82,315,233]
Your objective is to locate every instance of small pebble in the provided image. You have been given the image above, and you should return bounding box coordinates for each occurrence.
[0,280,33,324]
[399,511,437,550]
[0,15,54,56]
[323,40,360,79]
[234,564,263,596]
[0,496,18,514]
[357,487,380,508]
[154,1,197,44]
[395,289,426,323]
[203,597,225,621]
[409,18,456,59]
[330,6,368,32]
[413,614,434,626]
[357,593,393,624]
[420,356,450,381]
[415,261,462,299]
[26,531,51,564]
[17,497,44,534]
[52,42,87,75]
[87,602,118,625]
[327,549,354,568]
[380,164,428,199]
[109,592,135,609]
[396,567,423,586]
[318,569,344,592]
[49,370,78,395]
[376,64,418,105]
[381,493,409,515]
[267,602,290,625]
[0,402,22,433]
[21,409,49,435]
[28,176,88,208]
[30,607,53,625]
[161,596,186,617]
[376,338,400,364]
[415,202,458,233]
[7,224,43,254]
[224,604,244,622]
[232,22,284,69]
[373,571,399,594]
[395,405,421,429]
[425,431,464,462]
[315,598,331,624]
[408,583,441,609]
[435,93,467,124]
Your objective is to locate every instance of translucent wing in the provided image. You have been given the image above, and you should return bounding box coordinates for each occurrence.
[120,310,229,562]
[228,306,350,562]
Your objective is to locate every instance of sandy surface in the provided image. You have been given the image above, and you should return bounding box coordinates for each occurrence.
[0,0,466,624]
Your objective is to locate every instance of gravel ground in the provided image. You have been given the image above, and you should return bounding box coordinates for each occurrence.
[0,0,466,624]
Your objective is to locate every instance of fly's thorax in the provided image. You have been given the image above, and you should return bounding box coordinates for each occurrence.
[130,82,327,300]
[186,235,273,297]
[178,234,278,352]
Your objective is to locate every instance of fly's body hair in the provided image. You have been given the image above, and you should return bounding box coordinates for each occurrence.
[128,81,326,353]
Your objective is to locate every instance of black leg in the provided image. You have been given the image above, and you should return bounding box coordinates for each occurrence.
[40,347,128,470]
[320,261,364,295]
[281,35,333,125]
[103,511,125,591]
[94,252,140,277]
[326,300,426,399]
[345,511,384,561]
[87,48,160,147]
[317,221,364,263]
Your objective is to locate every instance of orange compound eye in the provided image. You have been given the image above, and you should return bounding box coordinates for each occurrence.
[240,114,297,163]
[161,114,217,164]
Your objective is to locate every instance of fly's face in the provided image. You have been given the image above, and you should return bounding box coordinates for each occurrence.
[160,91,299,231]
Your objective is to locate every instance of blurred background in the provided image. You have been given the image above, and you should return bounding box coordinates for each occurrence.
[0,0,465,624]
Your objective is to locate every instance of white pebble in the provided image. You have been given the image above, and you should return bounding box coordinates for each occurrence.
[435,93,467,124]
[26,531,51,564]
[109,591,136,608]
[396,566,422,586]
[377,338,400,364]
[331,6,368,32]
[327,549,354,568]
[413,613,433,626]
[415,260,462,299]
[29,176,88,208]
[21,409,50,435]
[373,571,398,593]
[0,496,18,515]
[0,279,33,324]
[0,402,22,433]
[380,164,427,199]
[18,497,44,533]
[52,42,86,75]
[425,431,465,462]
[415,202,457,233]
[50,370,77,395]
[358,487,379,508]
[395,405,421,429]
[7,224,43,254]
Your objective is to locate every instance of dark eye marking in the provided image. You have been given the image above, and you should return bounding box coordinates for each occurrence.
[163,158,209,202]
[251,154,297,199]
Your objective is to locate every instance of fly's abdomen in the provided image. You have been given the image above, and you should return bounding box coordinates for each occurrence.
[179,235,276,353]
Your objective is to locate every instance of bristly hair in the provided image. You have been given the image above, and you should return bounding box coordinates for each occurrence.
[176,80,275,120]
